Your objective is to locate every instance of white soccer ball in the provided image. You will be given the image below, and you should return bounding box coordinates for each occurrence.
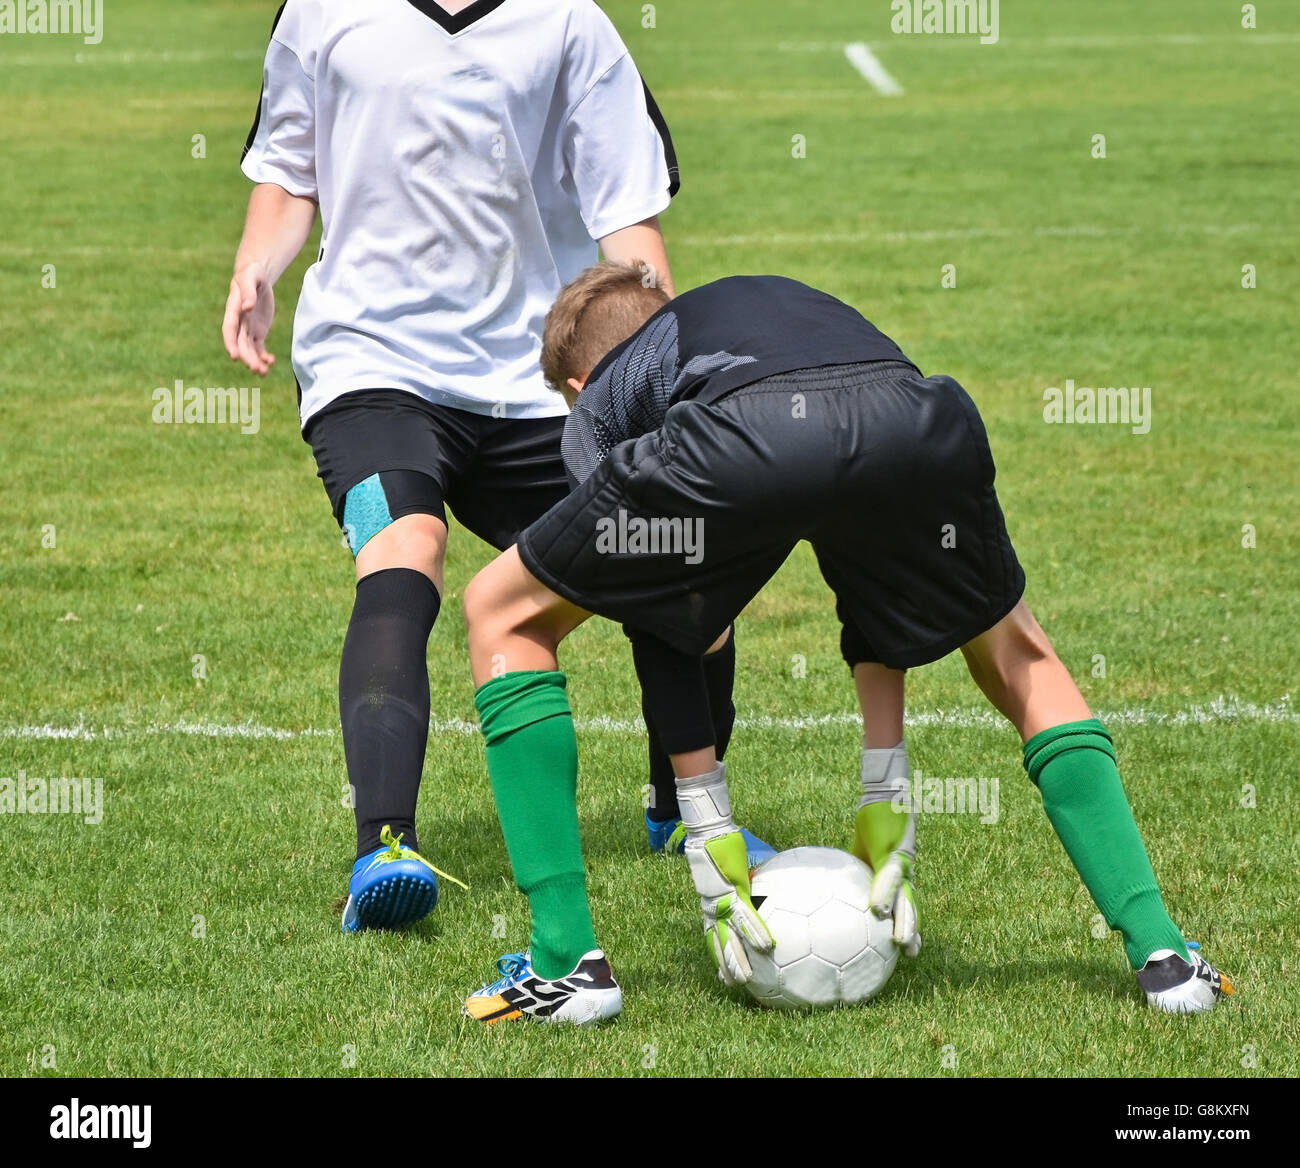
[745,846,898,1010]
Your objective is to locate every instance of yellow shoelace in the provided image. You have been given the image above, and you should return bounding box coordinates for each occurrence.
[377,825,469,890]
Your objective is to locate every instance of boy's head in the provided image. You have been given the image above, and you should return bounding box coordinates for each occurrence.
[541,260,670,404]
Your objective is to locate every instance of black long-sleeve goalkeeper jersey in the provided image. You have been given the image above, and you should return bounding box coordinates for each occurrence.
[560,275,918,485]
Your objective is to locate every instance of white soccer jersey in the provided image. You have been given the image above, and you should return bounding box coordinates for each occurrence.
[241,0,678,425]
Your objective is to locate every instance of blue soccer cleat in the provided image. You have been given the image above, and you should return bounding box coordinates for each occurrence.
[341,825,465,933]
[739,828,779,869]
[646,812,682,854]
[648,812,778,868]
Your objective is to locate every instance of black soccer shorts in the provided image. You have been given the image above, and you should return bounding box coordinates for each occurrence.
[517,361,1026,669]
[305,390,569,555]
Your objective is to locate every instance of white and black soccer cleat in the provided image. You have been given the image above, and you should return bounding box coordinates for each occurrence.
[463,949,623,1026]
[1136,944,1234,1014]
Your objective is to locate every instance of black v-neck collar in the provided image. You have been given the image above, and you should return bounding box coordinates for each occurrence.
[404,0,508,35]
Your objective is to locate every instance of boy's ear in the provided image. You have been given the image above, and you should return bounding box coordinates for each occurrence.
[565,375,587,397]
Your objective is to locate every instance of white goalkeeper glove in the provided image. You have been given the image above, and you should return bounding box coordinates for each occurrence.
[678,763,774,986]
[688,830,774,985]
[852,741,922,958]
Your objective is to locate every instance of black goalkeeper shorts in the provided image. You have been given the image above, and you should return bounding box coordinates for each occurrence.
[517,361,1026,669]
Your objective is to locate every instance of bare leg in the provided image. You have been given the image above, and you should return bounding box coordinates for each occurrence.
[461,547,601,982]
[961,599,1194,974]
[464,545,591,685]
[960,600,1092,741]
[853,662,906,747]
[355,511,446,589]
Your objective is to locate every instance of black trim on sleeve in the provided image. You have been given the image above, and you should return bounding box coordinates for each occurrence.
[404,0,507,34]
[640,78,680,198]
[241,1,288,162]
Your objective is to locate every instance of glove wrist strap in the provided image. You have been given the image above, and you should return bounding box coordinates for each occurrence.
[676,762,735,844]
[857,741,916,861]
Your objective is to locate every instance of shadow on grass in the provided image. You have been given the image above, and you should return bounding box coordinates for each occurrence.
[622,936,1130,1010]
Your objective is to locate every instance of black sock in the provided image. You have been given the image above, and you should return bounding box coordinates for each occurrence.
[339,567,440,860]
[644,720,678,823]
[632,629,737,823]
[703,631,737,759]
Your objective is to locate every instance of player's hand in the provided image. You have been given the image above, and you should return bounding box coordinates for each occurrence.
[222,260,277,376]
[854,802,921,958]
[686,830,774,986]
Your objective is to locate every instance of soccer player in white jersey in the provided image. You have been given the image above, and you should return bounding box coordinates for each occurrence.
[221,0,749,933]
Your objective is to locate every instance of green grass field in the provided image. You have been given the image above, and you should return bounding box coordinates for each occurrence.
[2,0,1297,1078]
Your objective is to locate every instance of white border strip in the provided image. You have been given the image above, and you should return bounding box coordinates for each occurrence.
[2,48,264,67]
[3,697,1293,743]
[782,34,1300,52]
[6,32,1297,68]
[683,222,1257,248]
[844,41,904,96]
[0,222,1259,262]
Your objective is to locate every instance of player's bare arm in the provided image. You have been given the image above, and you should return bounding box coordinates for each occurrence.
[222,182,317,375]
[599,216,675,296]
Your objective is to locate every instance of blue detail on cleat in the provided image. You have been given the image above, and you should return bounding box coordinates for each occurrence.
[739,827,778,869]
[341,825,439,933]
[483,952,532,995]
[646,811,682,854]
[648,813,778,868]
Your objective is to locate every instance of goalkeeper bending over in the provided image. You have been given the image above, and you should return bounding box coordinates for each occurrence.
[459,263,1234,1024]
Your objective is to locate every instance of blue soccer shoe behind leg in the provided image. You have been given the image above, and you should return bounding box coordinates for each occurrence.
[647,811,777,868]
[341,825,465,932]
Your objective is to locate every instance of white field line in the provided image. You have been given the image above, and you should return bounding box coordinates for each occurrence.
[0,221,1255,263]
[3,696,1294,743]
[124,95,253,110]
[0,223,1263,259]
[779,34,1300,52]
[6,32,1296,67]
[0,245,231,258]
[844,42,904,96]
[1,48,264,67]
[11,33,1296,67]
[682,222,1258,248]
[659,87,870,101]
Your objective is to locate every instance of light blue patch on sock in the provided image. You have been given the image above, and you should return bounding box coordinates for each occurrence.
[342,473,393,556]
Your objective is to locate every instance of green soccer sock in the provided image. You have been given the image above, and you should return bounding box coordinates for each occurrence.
[1023,719,1190,969]
[475,670,598,980]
